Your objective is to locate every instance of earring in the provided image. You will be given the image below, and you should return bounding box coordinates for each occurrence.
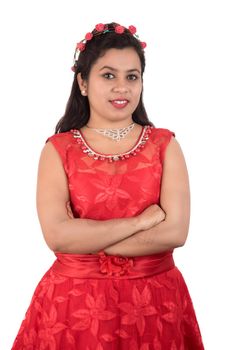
[81,90,86,95]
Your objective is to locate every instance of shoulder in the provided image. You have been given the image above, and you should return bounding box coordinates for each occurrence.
[150,127,182,163]
[46,130,74,145]
[45,130,77,153]
[150,126,176,148]
[42,130,76,166]
[151,126,175,140]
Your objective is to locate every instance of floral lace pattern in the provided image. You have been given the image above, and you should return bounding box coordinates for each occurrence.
[12,127,204,349]
[12,268,204,349]
[43,127,176,221]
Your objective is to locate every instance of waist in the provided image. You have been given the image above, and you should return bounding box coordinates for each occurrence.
[51,250,175,279]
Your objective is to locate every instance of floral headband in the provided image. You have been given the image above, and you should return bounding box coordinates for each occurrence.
[71,23,147,72]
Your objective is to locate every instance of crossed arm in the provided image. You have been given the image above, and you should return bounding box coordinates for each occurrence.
[102,138,190,256]
[37,136,190,256]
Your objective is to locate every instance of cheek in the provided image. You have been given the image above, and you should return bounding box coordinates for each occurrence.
[133,83,142,97]
[88,85,108,106]
[89,81,107,97]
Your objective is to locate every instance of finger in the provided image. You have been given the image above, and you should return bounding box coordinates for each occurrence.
[66,201,74,219]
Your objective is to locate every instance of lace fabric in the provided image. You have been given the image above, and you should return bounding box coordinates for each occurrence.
[12,126,204,349]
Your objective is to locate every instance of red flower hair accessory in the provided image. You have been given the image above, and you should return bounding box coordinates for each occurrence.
[85,32,93,40]
[115,25,125,34]
[128,25,137,34]
[76,42,85,52]
[95,23,105,32]
[71,23,147,72]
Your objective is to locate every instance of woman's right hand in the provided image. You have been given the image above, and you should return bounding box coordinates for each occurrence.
[137,204,166,231]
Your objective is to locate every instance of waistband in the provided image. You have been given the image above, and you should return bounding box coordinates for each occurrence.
[51,250,175,279]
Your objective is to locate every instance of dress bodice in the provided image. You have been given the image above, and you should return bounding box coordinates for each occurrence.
[46,126,175,220]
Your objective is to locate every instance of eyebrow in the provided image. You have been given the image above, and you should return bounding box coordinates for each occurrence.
[99,65,141,74]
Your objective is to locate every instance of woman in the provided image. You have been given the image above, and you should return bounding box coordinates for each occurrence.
[12,22,204,349]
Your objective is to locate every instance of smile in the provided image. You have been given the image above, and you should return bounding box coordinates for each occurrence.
[110,99,129,109]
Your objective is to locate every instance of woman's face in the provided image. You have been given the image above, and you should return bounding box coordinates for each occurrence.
[78,47,143,127]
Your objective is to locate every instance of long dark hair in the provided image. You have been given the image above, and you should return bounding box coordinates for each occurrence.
[55,22,154,133]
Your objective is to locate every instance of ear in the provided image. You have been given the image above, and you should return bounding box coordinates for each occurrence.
[77,73,87,92]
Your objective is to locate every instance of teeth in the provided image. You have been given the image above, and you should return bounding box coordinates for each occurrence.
[113,100,127,104]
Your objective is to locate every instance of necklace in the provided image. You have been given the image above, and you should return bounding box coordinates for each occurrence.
[71,125,153,162]
[85,122,135,142]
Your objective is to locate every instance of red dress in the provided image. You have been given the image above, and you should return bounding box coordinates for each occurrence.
[12,126,204,349]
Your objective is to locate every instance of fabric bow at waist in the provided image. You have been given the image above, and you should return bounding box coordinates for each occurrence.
[51,250,175,279]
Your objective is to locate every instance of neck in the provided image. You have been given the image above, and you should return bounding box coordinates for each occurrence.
[86,122,135,129]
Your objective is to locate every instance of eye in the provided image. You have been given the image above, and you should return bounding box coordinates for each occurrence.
[103,73,115,79]
[127,74,138,81]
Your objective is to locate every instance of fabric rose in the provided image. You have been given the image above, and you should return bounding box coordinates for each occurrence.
[115,25,125,34]
[98,251,134,277]
[95,23,105,32]
[140,42,147,49]
[128,25,137,34]
[76,42,85,51]
[85,32,93,41]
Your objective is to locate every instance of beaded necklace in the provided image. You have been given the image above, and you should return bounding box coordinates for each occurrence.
[70,125,153,162]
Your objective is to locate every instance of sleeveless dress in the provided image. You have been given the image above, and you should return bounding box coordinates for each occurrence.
[12,126,204,350]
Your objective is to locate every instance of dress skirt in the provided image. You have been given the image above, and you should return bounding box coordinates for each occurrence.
[12,250,204,349]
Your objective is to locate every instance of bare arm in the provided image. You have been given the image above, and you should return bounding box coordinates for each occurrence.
[36,141,163,254]
[103,137,191,256]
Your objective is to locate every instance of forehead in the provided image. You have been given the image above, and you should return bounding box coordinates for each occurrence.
[92,48,141,71]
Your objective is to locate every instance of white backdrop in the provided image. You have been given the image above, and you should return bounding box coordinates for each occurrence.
[0,0,233,349]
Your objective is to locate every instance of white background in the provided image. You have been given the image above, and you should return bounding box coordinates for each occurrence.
[0,0,233,349]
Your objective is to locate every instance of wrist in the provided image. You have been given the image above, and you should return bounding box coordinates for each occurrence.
[131,215,144,232]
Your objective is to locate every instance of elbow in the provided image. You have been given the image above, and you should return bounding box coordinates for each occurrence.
[42,225,63,253]
[173,227,189,248]
[44,234,60,252]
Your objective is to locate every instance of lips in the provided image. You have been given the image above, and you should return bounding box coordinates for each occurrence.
[110,99,129,109]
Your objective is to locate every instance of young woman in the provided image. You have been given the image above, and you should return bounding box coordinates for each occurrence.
[12,22,204,349]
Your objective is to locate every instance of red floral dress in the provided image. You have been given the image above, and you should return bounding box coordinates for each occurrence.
[12,126,204,349]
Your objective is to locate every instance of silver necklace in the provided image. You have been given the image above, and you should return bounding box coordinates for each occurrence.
[85,122,135,142]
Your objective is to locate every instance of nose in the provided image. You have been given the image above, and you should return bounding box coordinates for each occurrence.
[112,78,129,94]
